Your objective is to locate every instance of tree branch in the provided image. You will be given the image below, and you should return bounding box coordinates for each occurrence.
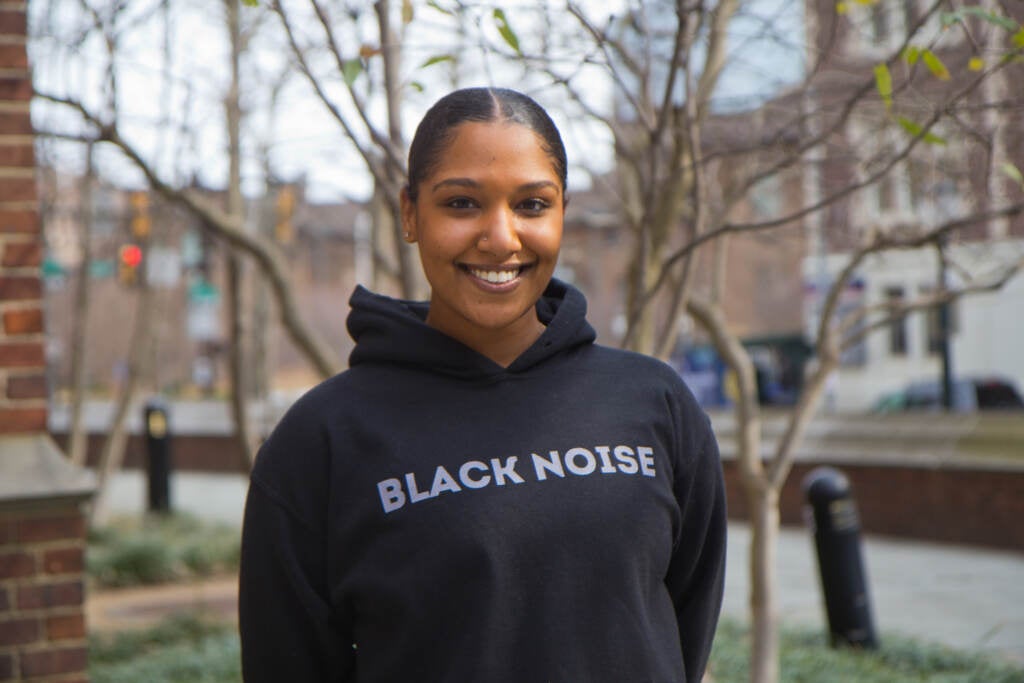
[38,91,342,378]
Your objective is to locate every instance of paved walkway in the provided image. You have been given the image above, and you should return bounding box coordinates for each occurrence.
[96,471,1024,664]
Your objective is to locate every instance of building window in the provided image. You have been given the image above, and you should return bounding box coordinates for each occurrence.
[838,278,868,367]
[885,286,907,355]
[848,0,923,57]
[750,174,782,220]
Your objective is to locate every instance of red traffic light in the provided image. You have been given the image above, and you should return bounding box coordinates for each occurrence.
[119,244,143,268]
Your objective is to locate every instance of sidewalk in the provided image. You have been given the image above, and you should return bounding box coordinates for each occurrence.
[96,471,1024,664]
[723,524,1024,664]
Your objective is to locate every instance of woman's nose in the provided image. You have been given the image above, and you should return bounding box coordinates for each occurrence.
[478,207,521,254]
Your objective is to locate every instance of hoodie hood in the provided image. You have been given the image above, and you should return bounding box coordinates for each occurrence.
[347,278,596,379]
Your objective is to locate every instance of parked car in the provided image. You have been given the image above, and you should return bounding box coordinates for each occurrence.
[872,376,1024,413]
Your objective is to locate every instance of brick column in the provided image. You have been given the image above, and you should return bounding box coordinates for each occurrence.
[1,3,95,682]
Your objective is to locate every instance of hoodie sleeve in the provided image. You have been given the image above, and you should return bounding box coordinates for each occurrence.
[238,403,355,682]
[664,416,728,683]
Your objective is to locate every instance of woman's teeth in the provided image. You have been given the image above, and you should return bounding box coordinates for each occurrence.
[470,268,520,284]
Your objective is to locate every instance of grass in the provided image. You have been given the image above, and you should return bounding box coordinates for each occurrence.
[88,513,241,588]
[88,615,1023,683]
[709,620,1024,683]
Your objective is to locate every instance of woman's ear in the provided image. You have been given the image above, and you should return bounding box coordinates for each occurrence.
[400,187,418,243]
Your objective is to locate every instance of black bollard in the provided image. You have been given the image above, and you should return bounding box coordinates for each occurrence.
[802,466,877,649]
[144,398,172,513]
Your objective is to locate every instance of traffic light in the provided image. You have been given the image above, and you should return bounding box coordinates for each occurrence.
[130,191,151,239]
[275,185,295,245]
[118,243,143,286]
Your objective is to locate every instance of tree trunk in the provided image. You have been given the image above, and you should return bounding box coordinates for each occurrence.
[68,144,95,467]
[376,0,418,299]
[89,280,156,525]
[225,0,256,469]
[747,484,781,683]
[624,237,660,354]
[250,187,275,441]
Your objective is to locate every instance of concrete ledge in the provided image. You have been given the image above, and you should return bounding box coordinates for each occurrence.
[0,434,95,508]
[709,410,1024,470]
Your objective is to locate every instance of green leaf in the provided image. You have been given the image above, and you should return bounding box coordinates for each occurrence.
[493,9,521,54]
[961,6,1018,31]
[342,59,363,87]
[897,117,947,145]
[426,0,453,15]
[939,11,962,27]
[1002,162,1024,186]
[420,54,455,69]
[902,46,920,65]
[873,63,893,109]
[401,0,414,24]
[1013,27,1024,48]
[921,49,951,80]
[409,81,425,93]
[240,0,258,6]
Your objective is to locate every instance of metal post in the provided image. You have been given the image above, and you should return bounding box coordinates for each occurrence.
[802,467,877,649]
[144,398,172,513]
[934,181,957,411]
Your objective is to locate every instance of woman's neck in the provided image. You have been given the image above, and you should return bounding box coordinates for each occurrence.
[426,309,546,368]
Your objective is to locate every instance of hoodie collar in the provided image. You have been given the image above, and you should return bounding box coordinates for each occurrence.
[347,278,596,379]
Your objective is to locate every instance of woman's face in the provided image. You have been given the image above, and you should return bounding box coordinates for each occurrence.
[402,120,564,348]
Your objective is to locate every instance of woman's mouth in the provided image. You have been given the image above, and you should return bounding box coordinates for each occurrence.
[460,264,532,287]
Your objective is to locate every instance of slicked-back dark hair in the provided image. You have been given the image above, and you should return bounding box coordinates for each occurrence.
[405,87,567,201]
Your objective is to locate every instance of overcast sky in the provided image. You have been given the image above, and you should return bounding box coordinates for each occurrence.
[29,0,804,204]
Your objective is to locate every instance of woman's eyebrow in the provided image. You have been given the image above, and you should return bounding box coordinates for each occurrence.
[431,178,559,193]
[519,180,559,194]
[432,177,478,192]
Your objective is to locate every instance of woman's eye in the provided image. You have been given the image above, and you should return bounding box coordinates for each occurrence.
[518,198,550,214]
[445,197,477,210]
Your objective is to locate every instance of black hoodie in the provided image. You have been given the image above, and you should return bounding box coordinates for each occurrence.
[239,279,726,683]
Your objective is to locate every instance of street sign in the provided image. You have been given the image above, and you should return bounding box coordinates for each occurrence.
[146,246,182,288]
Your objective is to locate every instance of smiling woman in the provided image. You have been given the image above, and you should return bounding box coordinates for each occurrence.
[403,119,564,367]
[239,88,727,683]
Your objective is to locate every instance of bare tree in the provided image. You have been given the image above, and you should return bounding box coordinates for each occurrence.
[67,142,97,467]
[273,0,420,298]
[35,1,341,382]
[225,0,258,468]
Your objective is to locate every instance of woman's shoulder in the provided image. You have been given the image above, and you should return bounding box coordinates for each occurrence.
[582,344,707,417]
[585,343,690,385]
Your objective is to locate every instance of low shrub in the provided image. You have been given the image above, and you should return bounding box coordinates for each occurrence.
[708,619,1024,683]
[91,613,239,683]
[88,537,177,587]
[88,513,241,588]
[89,615,1024,683]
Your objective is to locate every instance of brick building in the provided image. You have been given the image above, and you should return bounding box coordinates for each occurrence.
[1,2,94,681]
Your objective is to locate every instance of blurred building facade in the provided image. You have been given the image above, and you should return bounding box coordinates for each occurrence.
[34,175,628,395]
[797,0,1024,410]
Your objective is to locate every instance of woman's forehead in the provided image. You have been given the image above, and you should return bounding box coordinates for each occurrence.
[427,121,561,182]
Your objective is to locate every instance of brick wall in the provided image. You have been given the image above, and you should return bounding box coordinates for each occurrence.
[1,3,92,682]
[1,1,47,434]
[0,507,88,683]
[722,459,1024,552]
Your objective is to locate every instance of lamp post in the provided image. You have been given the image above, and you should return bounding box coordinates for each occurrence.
[934,180,957,411]
[937,239,953,410]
